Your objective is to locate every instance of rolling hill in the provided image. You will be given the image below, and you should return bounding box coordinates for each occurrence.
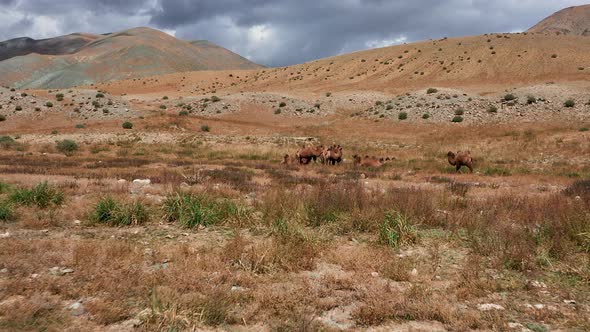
[528,4,590,36]
[0,27,262,89]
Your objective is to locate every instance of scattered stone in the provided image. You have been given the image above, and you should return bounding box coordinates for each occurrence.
[0,231,10,238]
[370,271,379,277]
[528,280,547,289]
[49,266,74,276]
[411,268,418,276]
[477,303,505,311]
[564,299,576,305]
[132,179,151,185]
[73,219,82,225]
[0,268,7,273]
[67,300,86,316]
[231,285,245,292]
[117,179,127,183]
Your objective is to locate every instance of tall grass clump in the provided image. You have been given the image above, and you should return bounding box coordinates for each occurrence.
[90,197,148,226]
[379,211,418,248]
[56,139,78,156]
[0,201,14,221]
[8,182,64,208]
[162,192,243,228]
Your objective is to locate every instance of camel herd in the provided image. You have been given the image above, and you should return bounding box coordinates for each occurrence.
[283,144,474,173]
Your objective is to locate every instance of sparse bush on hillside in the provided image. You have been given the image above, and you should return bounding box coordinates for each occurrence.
[179,110,189,116]
[45,102,53,107]
[386,105,393,110]
[0,201,14,221]
[162,192,239,228]
[274,109,281,115]
[454,108,465,116]
[326,92,332,97]
[0,115,5,122]
[503,94,516,101]
[159,105,167,109]
[452,116,464,123]
[527,95,537,104]
[56,139,78,156]
[564,99,575,108]
[75,124,85,129]
[0,136,16,149]
[14,105,22,111]
[122,121,133,129]
[551,54,558,58]
[579,127,589,132]
[95,93,105,98]
[279,102,287,107]
[201,124,210,132]
[487,105,498,113]
[398,112,408,120]
[211,96,221,102]
[162,96,169,100]
[422,113,430,119]
[426,88,438,94]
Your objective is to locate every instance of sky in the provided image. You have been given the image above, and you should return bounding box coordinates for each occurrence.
[0,0,588,67]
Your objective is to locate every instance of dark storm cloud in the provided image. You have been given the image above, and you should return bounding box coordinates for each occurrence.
[0,0,588,66]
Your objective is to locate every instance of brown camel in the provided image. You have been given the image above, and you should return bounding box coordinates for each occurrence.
[297,144,324,164]
[325,145,343,165]
[447,151,473,173]
[353,155,382,167]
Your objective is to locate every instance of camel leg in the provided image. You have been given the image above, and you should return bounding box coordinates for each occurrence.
[456,164,462,173]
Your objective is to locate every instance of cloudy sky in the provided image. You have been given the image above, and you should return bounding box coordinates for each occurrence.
[0,0,588,66]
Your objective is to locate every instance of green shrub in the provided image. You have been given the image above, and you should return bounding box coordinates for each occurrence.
[56,139,78,156]
[0,115,5,121]
[75,124,85,129]
[503,94,516,101]
[422,113,430,119]
[326,92,332,97]
[95,93,104,98]
[487,105,498,113]
[398,112,408,120]
[426,88,438,94]
[8,182,64,208]
[451,116,464,123]
[15,105,22,111]
[179,110,189,116]
[386,104,393,110]
[211,96,221,102]
[0,136,16,149]
[201,124,210,132]
[159,105,167,109]
[45,102,53,108]
[122,121,133,129]
[379,211,417,248]
[279,102,287,107]
[162,96,169,100]
[454,108,465,115]
[56,93,64,99]
[0,202,14,221]
[162,193,238,228]
[579,127,589,132]
[91,197,148,226]
[527,95,536,104]
[564,99,575,108]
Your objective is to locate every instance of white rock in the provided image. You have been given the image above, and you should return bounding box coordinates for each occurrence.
[132,179,151,185]
[73,220,82,225]
[370,272,379,277]
[564,299,576,305]
[231,286,245,292]
[0,268,8,273]
[410,268,418,276]
[533,304,545,310]
[0,232,10,238]
[117,179,127,183]
[477,303,505,311]
[67,301,85,316]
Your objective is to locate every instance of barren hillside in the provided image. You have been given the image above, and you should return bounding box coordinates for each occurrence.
[528,4,590,36]
[0,27,262,89]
